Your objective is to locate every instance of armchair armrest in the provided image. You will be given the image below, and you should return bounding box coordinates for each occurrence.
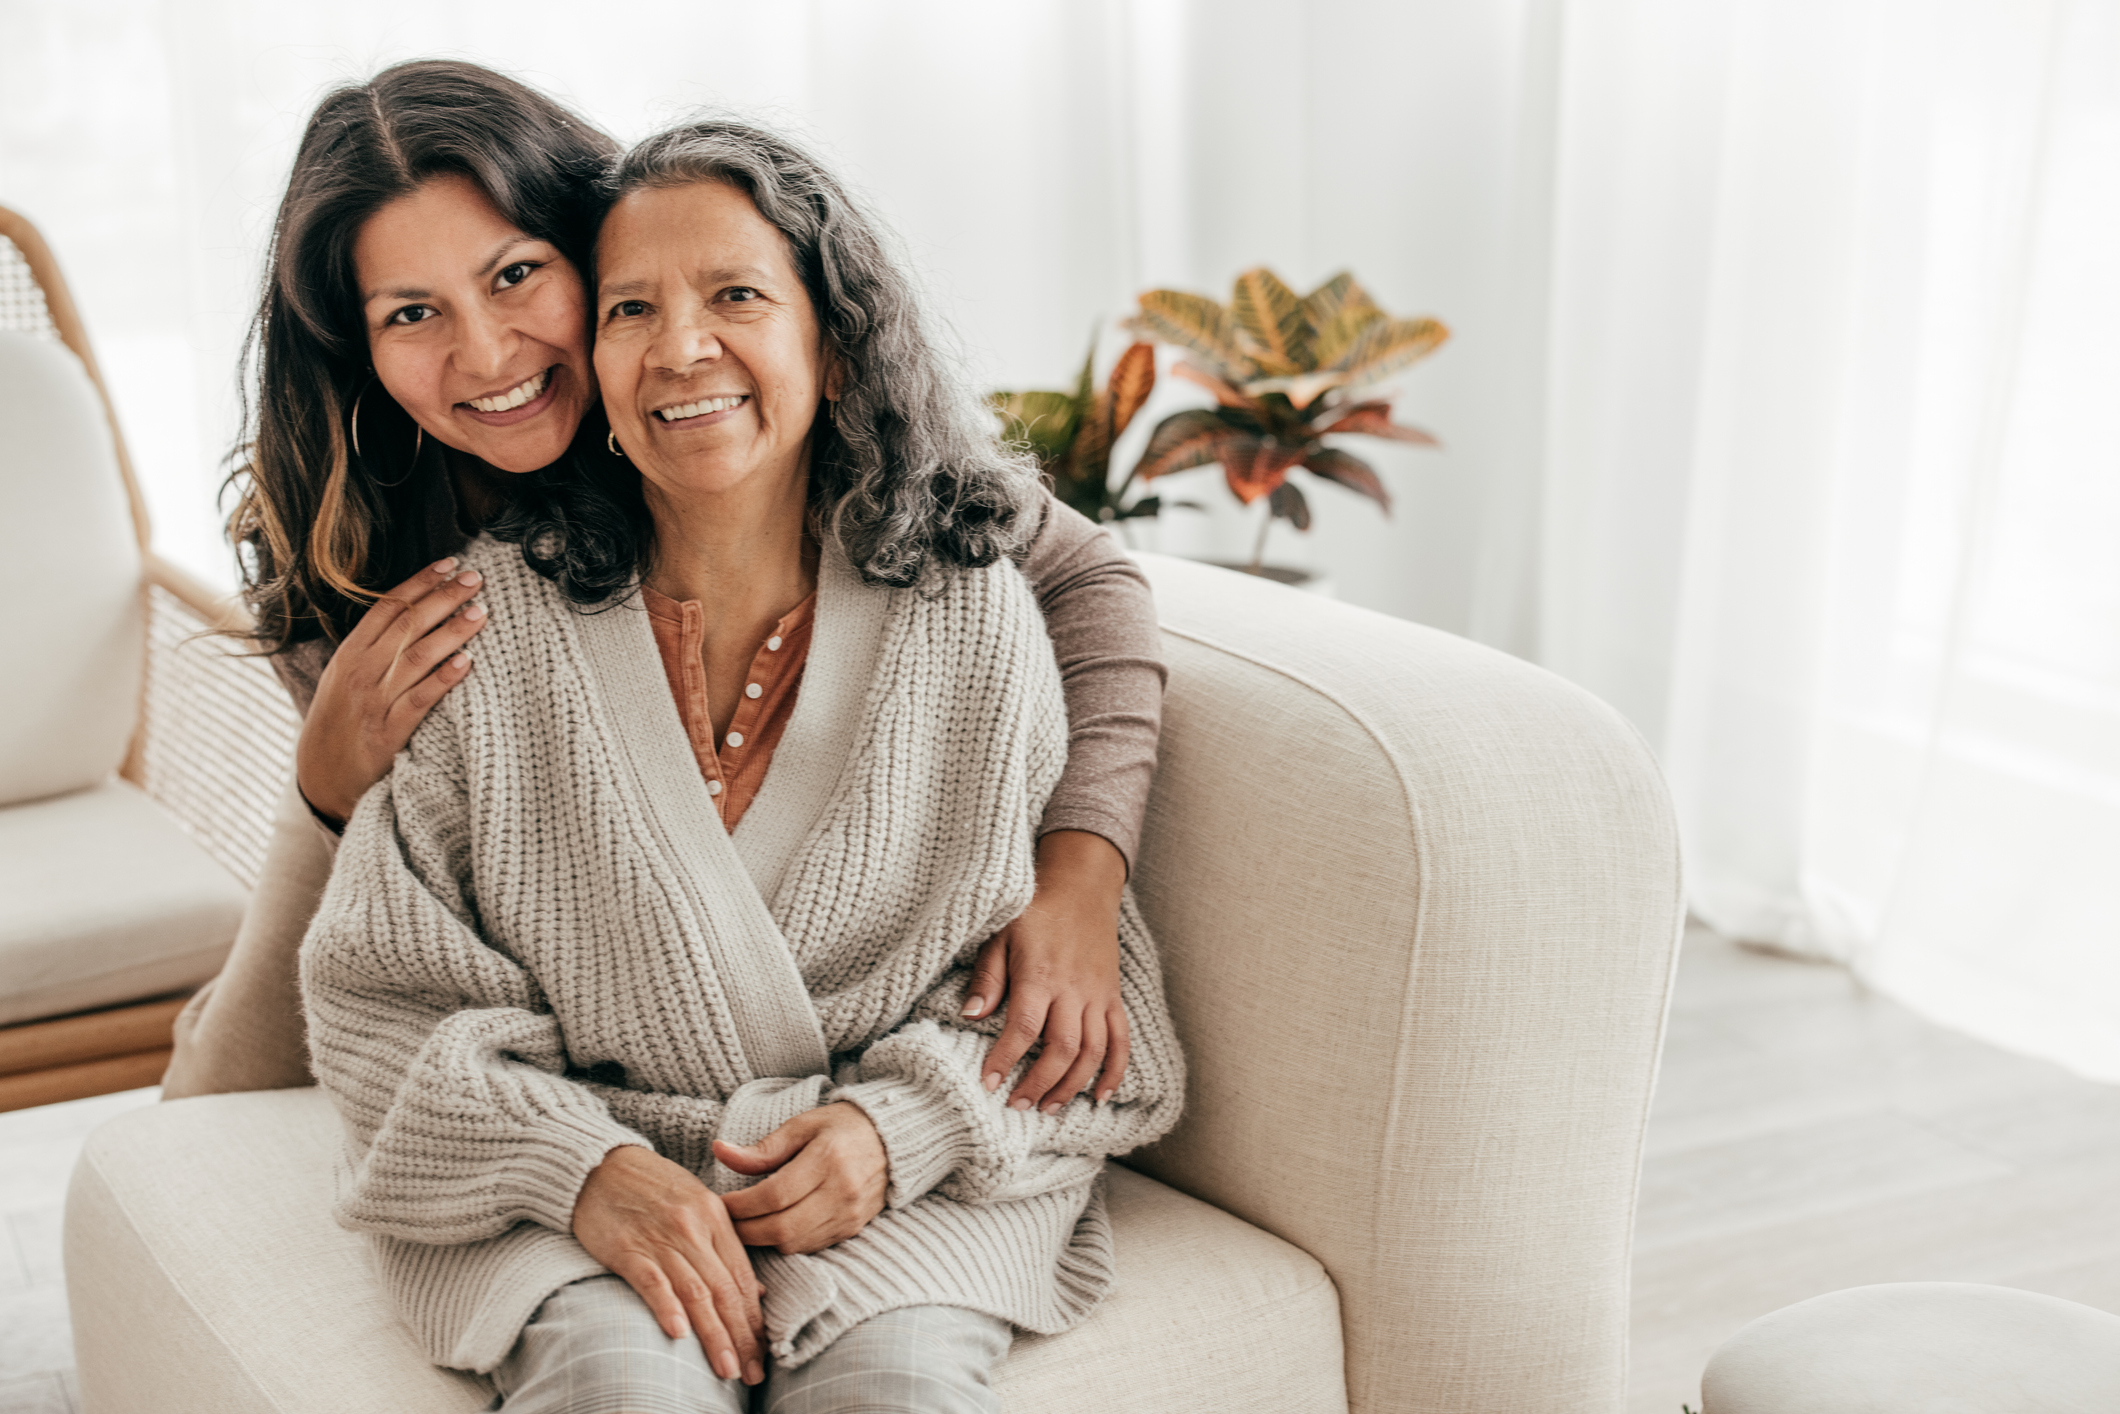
[1126,554,1683,1414]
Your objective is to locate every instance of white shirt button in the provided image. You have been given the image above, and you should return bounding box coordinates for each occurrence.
[706,779,723,796]
[766,635,783,651]
[745,682,762,699]
[725,731,744,748]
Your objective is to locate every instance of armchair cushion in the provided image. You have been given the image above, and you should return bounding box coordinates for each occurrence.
[0,329,141,806]
[67,1089,1345,1414]
[0,779,245,1027]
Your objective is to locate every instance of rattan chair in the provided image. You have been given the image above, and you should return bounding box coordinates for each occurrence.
[0,205,297,1111]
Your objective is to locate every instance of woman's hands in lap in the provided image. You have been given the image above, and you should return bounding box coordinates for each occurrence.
[964,830,1131,1114]
[572,1145,767,1386]
[296,558,487,823]
[715,1102,888,1254]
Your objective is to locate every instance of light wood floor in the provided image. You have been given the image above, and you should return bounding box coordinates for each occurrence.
[3,927,2116,1413]
[1631,925,2120,1413]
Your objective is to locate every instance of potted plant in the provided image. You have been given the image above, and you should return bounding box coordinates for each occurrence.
[1126,268,1447,575]
[987,339,1162,525]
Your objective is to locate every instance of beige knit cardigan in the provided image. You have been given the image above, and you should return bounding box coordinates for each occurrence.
[299,534,1184,1375]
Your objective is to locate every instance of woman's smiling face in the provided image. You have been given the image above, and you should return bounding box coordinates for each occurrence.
[593,179,836,504]
[354,173,594,473]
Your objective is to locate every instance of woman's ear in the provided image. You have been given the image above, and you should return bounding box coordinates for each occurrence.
[822,342,847,402]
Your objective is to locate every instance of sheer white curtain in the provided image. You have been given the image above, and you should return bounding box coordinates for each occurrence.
[1541,0,2120,1078]
[4,0,2116,1076]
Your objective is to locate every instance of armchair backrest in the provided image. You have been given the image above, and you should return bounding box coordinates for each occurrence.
[0,328,142,805]
[1127,554,1683,1414]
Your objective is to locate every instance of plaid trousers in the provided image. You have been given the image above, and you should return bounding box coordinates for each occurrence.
[489,1274,1011,1414]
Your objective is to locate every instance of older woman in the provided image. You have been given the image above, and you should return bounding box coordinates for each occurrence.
[298,119,1183,1414]
[168,60,1163,1118]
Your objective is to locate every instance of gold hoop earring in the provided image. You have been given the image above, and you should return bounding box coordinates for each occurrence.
[607,429,625,457]
[351,379,423,488]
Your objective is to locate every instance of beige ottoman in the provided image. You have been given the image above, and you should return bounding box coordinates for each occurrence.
[1702,1283,2120,1413]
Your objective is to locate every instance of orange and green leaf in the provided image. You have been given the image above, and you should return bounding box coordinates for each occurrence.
[1302,446,1391,512]
[1172,360,1259,411]
[1231,267,1310,373]
[1299,271,1380,337]
[1339,316,1450,385]
[1107,341,1158,437]
[988,390,1080,466]
[1137,408,1254,482]
[1130,289,1257,381]
[1221,440,1310,504]
[1311,304,1389,370]
[1321,400,1440,445]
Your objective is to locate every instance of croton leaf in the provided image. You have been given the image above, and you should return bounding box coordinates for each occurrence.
[988,390,1081,466]
[1107,341,1158,437]
[1268,479,1312,530]
[1339,316,1450,385]
[989,390,1081,466]
[1299,271,1380,336]
[1136,408,1253,481]
[1310,303,1390,371]
[1173,360,1258,411]
[1321,400,1441,445]
[1231,267,1311,374]
[1245,369,1353,411]
[1130,289,1258,381]
[1303,446,1392,512]
[1220,440,1311,505]
[1070,391,1116,486]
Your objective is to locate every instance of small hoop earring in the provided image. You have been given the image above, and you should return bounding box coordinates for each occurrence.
[350,386,367,458]
[607,429,625,457]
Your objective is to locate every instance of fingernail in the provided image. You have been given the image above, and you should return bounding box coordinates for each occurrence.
[1043,1101,1063,1115]
[457,569,482,586]
[431,557,458,574]
[1010,1096,1032,1112]
[961,996,986,1018]
[1097,1088,1114,1103]
[746,1360,764,1384]
[720,1353,740,1380]
[450,652,470,669]
[983,1073,1002,1092]
[463,602,486,621]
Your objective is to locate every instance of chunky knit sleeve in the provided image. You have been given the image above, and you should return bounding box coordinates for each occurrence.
[829,892,1184,1210]
[299,710,649,1246]
[1018,494,1167,874]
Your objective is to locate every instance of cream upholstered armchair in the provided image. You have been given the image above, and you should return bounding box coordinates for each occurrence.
[0,208,296,1112]
[63,554,1683,1414]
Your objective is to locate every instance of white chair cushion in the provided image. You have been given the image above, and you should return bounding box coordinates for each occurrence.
[67,1089,1345,1414]
[0,329,142,806]
[0,778,245,1026]
[1702,1282,2120,1413]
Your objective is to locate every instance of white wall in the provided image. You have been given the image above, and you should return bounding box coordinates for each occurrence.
[0,0,1543,639]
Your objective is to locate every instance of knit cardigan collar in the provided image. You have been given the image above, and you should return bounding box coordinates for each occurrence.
[571,547,888,1082]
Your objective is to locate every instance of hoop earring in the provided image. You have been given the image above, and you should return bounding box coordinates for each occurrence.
[350,379,423,488]
[608,429,625,457]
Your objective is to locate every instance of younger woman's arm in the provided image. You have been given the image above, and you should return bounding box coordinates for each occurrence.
[969,493,1167,1113]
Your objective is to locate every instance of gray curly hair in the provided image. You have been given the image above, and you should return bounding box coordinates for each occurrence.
[494,116,1041,600]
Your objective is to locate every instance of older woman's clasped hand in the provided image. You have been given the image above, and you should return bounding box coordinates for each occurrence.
[571,1104,887,1386]
[571,1145,768,1385]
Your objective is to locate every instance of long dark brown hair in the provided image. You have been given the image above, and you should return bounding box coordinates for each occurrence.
[225,60,618,653]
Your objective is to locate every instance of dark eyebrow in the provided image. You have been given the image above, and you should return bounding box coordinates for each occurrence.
[476,233,540,278]
[362,233,541,307]
[597,266,778,301]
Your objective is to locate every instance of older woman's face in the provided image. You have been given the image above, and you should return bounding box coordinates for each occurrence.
[594,180,833,503]
[355,174,594,474]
